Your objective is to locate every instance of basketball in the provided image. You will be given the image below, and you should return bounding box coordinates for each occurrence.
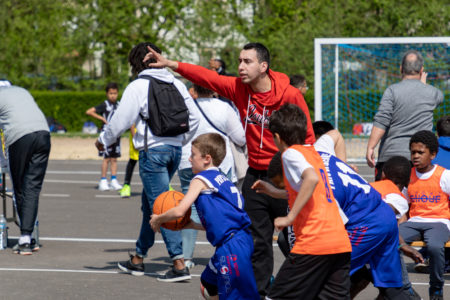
[153,190,191,230]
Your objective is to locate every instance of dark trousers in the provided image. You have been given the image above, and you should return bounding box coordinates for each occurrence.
[123,158,137,185]
[399,221,450,291]
[242,167,288,299]
[9,131,50,235]
[268,252,351,300]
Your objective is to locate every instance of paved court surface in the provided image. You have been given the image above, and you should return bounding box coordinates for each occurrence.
[0,161,448,299]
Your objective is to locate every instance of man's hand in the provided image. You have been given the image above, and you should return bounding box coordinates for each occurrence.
[400,245,424,264]
[143,46,178,70]
[95,139,104,151]
[420,72,428,84]
[366,147,376,168]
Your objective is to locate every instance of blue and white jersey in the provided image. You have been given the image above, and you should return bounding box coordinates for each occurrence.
[318,152,383,227]
[194,167,251,246]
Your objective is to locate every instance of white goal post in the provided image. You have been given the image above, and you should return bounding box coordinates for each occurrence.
[313,37,449,161]
[314,36,449,125]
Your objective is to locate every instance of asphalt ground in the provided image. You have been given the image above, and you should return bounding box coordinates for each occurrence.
[0,160,449,299]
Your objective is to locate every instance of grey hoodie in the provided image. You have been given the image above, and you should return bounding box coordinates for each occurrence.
[99,68,199,150]
[0,86,49,147]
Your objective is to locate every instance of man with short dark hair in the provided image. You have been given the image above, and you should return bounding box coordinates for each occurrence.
[366,50,444,180]
[95,42,199,282]
[290,74,308,95]
[145,42,315,298]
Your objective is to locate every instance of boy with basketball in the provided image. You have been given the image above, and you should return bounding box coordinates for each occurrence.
[266,104,352,299]
[150,133,259,300]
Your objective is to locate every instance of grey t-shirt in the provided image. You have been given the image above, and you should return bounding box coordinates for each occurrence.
[373,79,443,162]
[0,86,49,147]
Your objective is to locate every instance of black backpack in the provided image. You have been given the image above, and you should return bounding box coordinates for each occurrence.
[139,75,190,137]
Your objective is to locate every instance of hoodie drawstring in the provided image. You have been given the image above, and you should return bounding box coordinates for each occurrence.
[244,94,250,134]
[260,106,266,149]
[245,94,266,149]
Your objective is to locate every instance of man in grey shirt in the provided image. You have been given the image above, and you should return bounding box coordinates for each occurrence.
[366,50,444,180]
[0,81,51,255]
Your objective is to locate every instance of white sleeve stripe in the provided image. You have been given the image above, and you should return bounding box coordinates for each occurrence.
[193,174,218,193]
[282,148,313,191]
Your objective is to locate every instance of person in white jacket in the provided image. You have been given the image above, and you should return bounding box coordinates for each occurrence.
[95,42,199,282]
[180,83,246,269]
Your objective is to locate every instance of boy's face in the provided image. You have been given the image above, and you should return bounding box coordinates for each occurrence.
[270,174,285,190]
[106,88,118,103]
[410,142,436,173]
[189,145,208,174]
[273,133,287,152]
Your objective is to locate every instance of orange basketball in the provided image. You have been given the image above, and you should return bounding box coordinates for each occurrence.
[153,190,191,230]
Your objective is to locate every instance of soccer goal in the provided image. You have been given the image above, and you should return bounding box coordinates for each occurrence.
[314,37,449,162]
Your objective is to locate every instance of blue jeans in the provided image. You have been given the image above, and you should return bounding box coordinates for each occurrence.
[178,168,200,260]
[135,145,183,259]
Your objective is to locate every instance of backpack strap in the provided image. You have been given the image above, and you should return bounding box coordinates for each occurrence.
[137,75,154,152]
[193,99,226,136]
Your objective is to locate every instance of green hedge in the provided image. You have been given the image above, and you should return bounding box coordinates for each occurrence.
[31,90,118,132]
[30,89,316,132]
[30,88,447,133]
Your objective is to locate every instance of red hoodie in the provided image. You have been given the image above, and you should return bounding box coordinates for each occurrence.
[176,62,315,170]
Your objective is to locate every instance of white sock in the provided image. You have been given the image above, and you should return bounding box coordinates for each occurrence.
[19,235,31,245]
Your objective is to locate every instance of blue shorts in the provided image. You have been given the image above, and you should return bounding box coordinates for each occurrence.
[201,229,259,300]
[348,202,402,288]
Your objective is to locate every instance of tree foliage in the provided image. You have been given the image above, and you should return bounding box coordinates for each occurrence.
[0,0,447,90]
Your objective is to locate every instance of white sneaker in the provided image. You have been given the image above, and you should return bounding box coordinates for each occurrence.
[110,179,123,191]
[185,260,195,270]
[98,179,110,191]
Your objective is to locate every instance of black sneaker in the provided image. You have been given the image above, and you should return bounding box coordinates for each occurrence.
[429,288,443,300]
[30,239,40,252]
[157,266,191,282]
[118,254,145,276]
[12,243,32,255]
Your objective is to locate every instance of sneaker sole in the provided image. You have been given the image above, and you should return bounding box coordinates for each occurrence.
[414,265,429,273]
[118,262,144,276]
[13,250,32,255]
[157,274,191,282]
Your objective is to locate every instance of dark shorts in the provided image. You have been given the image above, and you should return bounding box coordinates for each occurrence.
[98,139,121,158]
[267,252,351,300]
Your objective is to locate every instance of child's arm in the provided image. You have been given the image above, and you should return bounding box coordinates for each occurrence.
[150,178,206,232]
[86,107,107,124]
[274,168,318,230]
[251,179,288,199]
[399,235,424,263]
[183,220,205,231]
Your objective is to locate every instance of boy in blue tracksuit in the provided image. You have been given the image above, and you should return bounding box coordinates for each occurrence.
[150,133,259,300]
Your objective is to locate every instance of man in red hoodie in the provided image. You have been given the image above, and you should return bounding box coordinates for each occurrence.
[145,43,315,298]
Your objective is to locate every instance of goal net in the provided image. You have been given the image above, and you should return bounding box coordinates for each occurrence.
[314,37,449,162]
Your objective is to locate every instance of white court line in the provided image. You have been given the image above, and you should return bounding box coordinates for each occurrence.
[0,268,444,284]
[46,170,129,175]
[42,193,70,197]
[95,195,122,198]
[9,236,211,245]
[0,268,200,277]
